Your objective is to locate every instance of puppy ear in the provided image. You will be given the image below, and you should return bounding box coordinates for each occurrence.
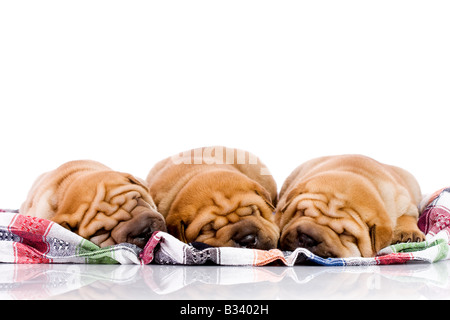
[180,221,188,243]
[369,224,393,254]
[168,220,188,243]
[254,185,276,212]
[122,173,149,190]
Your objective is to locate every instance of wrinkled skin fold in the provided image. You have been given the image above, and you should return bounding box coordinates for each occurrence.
[21,160,166,248]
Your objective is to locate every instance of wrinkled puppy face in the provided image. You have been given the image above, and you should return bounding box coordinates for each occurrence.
[277,173,393,258]
[167,171,280,250]
[54,171,167,248]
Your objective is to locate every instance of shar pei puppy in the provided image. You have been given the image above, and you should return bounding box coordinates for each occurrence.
[146,146,280,249]
[276,155,425,258]
[21,160,166,248]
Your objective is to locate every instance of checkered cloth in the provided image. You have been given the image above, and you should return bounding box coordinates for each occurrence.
[0,209,142,264]
[2,189,450,265]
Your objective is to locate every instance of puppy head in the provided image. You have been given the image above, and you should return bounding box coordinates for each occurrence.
[166,170,280,249]
[53,171,166,248]
[276,172,393,257]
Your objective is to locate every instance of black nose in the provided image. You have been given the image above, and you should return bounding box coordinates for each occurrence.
[296,233,319,249]
[235,233,258,249]
[130,227,153,248]
[129,217,167,248]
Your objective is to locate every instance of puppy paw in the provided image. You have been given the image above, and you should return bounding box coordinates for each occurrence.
[392,229,425,244]
[392,215,425,244]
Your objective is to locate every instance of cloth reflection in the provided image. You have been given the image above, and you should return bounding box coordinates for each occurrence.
[0,262,449,299]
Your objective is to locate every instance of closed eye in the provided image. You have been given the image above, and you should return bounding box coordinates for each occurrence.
[60,221,75,232]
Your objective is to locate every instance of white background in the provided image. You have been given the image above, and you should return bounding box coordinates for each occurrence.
[1,1,449,209]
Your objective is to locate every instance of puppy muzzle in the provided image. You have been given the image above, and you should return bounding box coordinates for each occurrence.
[110,206,167,248]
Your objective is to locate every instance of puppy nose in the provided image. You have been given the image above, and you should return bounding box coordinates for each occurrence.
[235,233,258,249]
[296,233,319,249]
[127,215,167,248]
[129,227,153,248]
[128,215,167,248]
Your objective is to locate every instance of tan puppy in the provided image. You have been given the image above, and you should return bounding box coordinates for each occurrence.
[276,155,425,257]
[21,160,166,248]
[146,146,280,249]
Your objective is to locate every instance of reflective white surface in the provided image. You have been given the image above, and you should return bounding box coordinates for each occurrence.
[1,261,450,300]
